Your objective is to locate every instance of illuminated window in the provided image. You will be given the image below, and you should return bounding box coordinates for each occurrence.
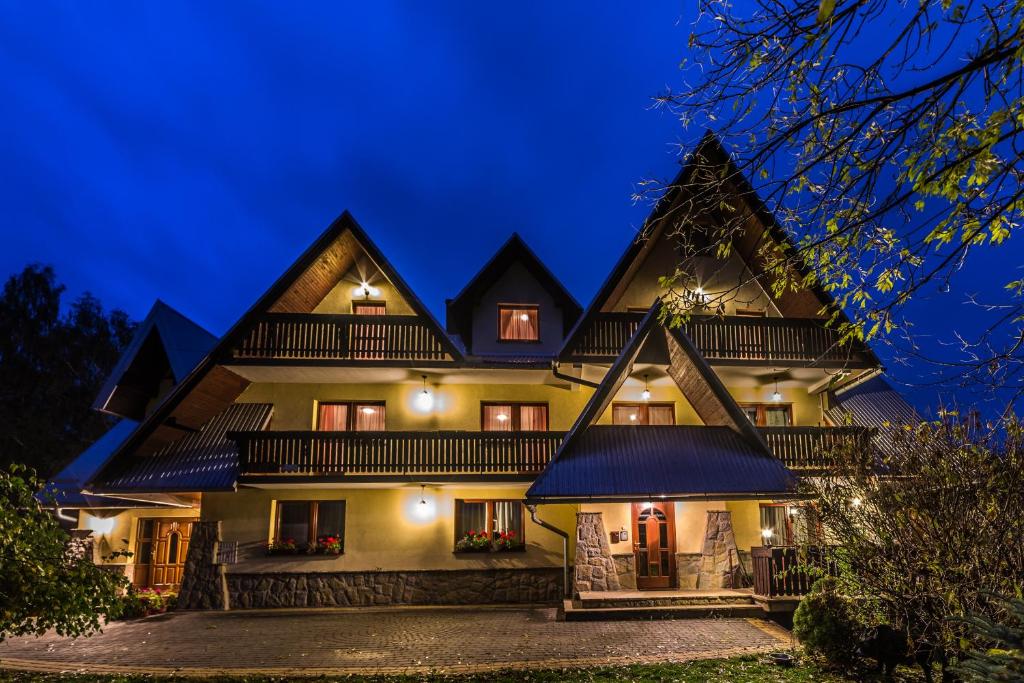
[275,500,346,550]
[316,401,386,431]
[497,304,539,341]
[740,403,793,426]
[612,402,675,425]
[481,403,548,431]
[759,503,820,546]
[454,499,524,548]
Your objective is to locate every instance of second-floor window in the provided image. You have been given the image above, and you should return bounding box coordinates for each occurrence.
[317,401,386,431]
[740,403,793,427]
[612,402,675,425]
[481,402,548,431]
[498,304,539,341]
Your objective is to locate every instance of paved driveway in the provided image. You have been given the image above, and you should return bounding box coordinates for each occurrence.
[0,607,792,677]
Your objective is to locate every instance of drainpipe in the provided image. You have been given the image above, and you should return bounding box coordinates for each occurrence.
[551,362,600,389]
[526,504,571,598]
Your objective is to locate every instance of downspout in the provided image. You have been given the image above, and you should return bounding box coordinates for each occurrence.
[551,362,600,389]
[526,504,571,598]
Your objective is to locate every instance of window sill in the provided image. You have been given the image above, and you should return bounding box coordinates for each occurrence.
[453,546,527,554]
[263,551,345,558]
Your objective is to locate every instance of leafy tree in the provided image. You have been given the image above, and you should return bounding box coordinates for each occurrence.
[804,415,1024,679]
[0,265,134,476]
[0,465,126,639]
[654,1,1024,399]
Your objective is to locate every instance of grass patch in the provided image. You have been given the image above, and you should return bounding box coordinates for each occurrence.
[0,653,927,682]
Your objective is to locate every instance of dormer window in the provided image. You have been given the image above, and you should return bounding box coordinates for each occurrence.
[498,304,539,342]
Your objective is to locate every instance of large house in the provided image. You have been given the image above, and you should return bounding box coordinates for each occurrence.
[66,134,915,614]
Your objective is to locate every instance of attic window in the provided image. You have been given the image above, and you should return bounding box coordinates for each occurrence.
[498,305,539,342]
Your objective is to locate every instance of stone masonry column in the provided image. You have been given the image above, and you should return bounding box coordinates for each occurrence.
[573,512,621,596]
[698,510,741,589]
[178,521,229,610]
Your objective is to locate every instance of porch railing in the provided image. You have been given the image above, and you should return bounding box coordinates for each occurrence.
[758,426,873,471]
[751,545,835,598]
[229,313,451,362]
[231,430,566,476]
[566,312,872,366]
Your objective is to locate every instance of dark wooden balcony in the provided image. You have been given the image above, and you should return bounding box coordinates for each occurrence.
[566,312,875,367]
[758,426,872,472]
[228,313,453,364]
[751,546,835,598]
[232,430,566,479]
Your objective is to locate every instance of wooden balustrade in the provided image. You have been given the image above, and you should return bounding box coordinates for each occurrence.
[567,312,872,366]
[230,313,451,362]
[232,431,566,477]
[751,546,835,598]
[758,426,872,471]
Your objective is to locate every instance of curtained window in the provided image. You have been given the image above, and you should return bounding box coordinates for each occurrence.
[759,503,820,546]
[454,499,525,546]
[317,402,386,431]
[275,500,346,549]
[740,404,793,427]
[497,305,539,341]
[612,402,675,425]
[481,403,548,431]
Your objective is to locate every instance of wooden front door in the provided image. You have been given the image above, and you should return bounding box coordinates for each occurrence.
[135,519,194,589]
[632,502,676,589]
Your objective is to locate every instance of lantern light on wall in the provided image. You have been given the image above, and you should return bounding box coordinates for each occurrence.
[771,376,783,402]
[641,374,651,402]
[415,375,433,412]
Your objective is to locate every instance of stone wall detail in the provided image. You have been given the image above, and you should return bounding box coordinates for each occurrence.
[573,512,621,594]
[698,511,742,589]
[178,521,228,610]
[227,568,562,608]
[611,553,636,589]
[676,553,701,589]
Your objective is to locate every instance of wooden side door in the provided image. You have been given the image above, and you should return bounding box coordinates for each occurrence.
[632,502,676,589]
[149,520,194,588]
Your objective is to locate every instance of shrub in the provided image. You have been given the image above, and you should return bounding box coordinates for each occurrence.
[793,578,860,667]
[117,587,176,619]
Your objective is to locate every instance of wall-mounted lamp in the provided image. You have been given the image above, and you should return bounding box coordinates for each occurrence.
[415,375,434,412]
[641,374,651,402]
[352,281,380,299]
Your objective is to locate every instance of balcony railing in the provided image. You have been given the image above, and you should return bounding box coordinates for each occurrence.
[229,313,452,363]
[751,546,835,598]
[758,426,872,471]
[566,312,873,366]
[232,431,566,477]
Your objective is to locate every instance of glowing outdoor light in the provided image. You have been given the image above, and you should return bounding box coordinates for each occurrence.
[415,375,433,411]
[771,376,782,402]
[419,484,427,506]
[352,282,380,298]
[641,374,651,402]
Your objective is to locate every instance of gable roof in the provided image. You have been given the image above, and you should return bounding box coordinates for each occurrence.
[559,132,879,365]
[91,211,462,485]
[528,301,791,501]
[94,300,217,420]
[446,233,582,349]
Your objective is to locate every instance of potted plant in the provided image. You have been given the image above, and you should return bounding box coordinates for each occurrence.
[455,530,492,553]
[314,535,342,555]
[265,538,301,556]
[493,530,525,552]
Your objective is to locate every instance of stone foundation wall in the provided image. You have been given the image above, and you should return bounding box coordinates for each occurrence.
[573,512,621,594]
[178,521,228,610]
[612,553,636,589]
[227,568,563,608]
[676,553,701,589]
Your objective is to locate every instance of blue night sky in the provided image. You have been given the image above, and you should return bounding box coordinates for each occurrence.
[0,3,1015,415]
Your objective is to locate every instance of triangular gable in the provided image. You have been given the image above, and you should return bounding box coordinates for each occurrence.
[94,300,217,420]
[446,233,582,350]
[560,132,873,362]
[93,211,462,484]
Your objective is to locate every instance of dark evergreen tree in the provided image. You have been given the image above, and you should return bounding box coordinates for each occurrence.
[0,265,135,477]
[958,595,1024,682]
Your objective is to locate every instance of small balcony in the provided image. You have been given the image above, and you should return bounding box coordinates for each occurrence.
[566,312,875,367]
[232,430,566,480]
[758,426,873,472]
[228,313,454,364]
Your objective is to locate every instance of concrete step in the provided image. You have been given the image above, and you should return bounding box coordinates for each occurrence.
[564,601,765,621]
[577,589,757,610]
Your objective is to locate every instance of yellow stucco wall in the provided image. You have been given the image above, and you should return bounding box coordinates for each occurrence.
[77,507,199,566]
[202,487,578,573]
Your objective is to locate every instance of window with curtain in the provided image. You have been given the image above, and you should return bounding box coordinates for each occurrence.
[497,305,539,341]
[317,402,385,431]
[352,301,386,315]
[759,503,819,546]
[454,499,525,547]
[611,402,675,425]
[481,403,549,431]
[740,404,793,426]
[275,500,346,549]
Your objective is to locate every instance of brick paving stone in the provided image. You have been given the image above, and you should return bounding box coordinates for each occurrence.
[0,606,792,677]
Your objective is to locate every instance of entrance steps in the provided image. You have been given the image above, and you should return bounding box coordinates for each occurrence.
[564,589,763,621]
